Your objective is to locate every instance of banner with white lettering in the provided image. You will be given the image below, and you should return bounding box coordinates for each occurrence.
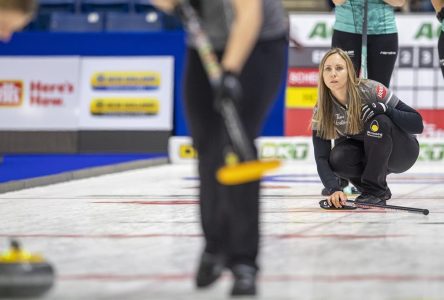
[78,57,174,130]
[0,57,80,130]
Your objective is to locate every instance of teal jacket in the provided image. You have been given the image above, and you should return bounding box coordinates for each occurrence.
[334,0,398,35]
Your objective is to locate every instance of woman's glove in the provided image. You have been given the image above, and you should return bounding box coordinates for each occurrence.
[361,102,387,123]
[214,71,242,111]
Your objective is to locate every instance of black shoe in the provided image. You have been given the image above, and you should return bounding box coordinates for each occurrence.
[382,188,392,201]
[350,186,361,194]
[195,252,225,288]
[230,264,257,297]
[355,193,386,206]
[355,187,391,204]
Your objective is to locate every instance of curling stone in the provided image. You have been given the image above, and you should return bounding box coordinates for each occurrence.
[0,240,55,298]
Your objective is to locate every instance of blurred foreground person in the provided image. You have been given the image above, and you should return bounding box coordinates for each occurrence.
[153,0,288,296]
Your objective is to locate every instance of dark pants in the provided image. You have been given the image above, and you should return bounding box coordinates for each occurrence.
[439,30,444,79]
[184,36,287,269]
[332,30,398,87]
[329,115,419,196]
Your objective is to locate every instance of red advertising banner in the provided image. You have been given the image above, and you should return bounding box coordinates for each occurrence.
[287,68,318,87]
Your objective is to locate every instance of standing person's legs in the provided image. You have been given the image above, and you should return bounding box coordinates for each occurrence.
[184,49,228,286]
[184,36,287,294]
[221,36,288,269]
[218,36,287,296]
[439,30,444,79]
[332,30,362,74]
[367,33,398,87]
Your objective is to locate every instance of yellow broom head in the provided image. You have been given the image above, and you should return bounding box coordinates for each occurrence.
[216,159,281,185]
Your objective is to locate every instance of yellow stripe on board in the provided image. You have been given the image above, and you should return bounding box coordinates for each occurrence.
[286,87,318,108]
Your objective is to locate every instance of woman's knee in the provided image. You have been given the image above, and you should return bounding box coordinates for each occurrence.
[329,141,364,177]
[329,148,349,172]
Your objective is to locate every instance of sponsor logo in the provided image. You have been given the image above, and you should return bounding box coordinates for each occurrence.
[90,72,160,90]
[260,142,309,160]
[419,143,444,161]
[30,81,74,107]
[90,98,159,115]
[287,68,319,87]
[170,138,313,162]
[379,51,397,55]
[346,50,355,58]
[376,85,387,99]
[309,22,332,39]
[367,120,383,138]
[370,120,379,132]
[414,23,442,40]
[0,80,23,107]
[179,144,197,159]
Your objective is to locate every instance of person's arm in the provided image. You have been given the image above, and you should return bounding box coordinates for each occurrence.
[386,100,424,134]
[332,0,347,5]
[152,0,262,74]
[383,0,406,7]
[221,0,263,73]
[313,132,348,208]
[150,0,178,14]
[361,80,421,134]
[312,132,343,192]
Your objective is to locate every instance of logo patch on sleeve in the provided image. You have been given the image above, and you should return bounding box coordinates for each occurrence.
[376,85,387,99]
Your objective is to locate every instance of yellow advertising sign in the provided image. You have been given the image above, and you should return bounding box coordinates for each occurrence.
[285,87,318,108]
[90,98,159,115]
[90,72,160,90]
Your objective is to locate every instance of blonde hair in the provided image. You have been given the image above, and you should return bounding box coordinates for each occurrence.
[0,0,37,16]
[312,48,363,140]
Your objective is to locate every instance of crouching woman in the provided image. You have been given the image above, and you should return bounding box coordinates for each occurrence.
[312,48,423,208]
